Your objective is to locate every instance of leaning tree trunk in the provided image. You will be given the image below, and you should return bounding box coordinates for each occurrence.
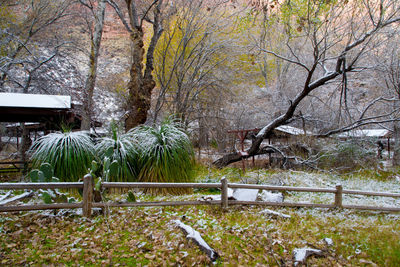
[213,62,343,168]
[81,0,106,131]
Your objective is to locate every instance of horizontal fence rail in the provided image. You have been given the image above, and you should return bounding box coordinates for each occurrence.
[0,176,399,217]
[102,182,221,189]
[0,182,84,190]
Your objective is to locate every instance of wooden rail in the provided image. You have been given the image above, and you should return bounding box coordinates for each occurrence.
[0,161,30,173]
[0,176,399,217]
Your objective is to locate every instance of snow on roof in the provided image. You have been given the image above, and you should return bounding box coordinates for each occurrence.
[0,93,71,109]
[275,125,306,135]
[338,129,391,138]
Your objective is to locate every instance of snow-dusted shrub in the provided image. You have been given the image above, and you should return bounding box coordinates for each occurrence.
[130,118,195,194]
[317,138,379,172]
[29,131,95,182]
[95,125,139,182]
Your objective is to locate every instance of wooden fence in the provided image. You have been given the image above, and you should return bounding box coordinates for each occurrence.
[0,175,399,217]
[0,161,27,173]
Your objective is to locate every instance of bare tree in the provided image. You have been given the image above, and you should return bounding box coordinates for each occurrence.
[152,0,232,124]
[107,0,169,130]
[214,0,400,167]
[0,0,73,91]
[79,0,107,130]
[374,38,400,165]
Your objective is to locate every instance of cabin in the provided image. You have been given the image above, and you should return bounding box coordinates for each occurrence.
[0,92,103,153]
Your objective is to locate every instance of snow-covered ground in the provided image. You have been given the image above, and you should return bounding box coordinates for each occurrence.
[240,170,400,208]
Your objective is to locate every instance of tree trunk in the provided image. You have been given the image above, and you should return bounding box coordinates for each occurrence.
[124,1,163,131]
[124,29,148,130]
[20,123,31,174]
[393,121,400,166]
[81,0,106,131]
[198,116,209,148]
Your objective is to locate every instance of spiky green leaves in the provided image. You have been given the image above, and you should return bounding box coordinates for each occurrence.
[29,131,95,182]
[95,128,139,182]
[131,119,195,194]
[28,120,196,194]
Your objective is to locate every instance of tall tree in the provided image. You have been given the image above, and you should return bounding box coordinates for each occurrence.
[107,0,166,130]
[375,42,400,165]
[80,0,107,130]
[152,0,232,124]
[214,0,400,167]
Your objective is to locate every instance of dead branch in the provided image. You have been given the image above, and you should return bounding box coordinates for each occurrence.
[0,191,34,206]
[173,219,219,262]
[0,191,12,202]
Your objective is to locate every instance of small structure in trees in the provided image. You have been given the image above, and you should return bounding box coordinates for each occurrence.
[0,93,101,172]
[227,125,308,170]
[337,129,392,158]
[0,93,101,133]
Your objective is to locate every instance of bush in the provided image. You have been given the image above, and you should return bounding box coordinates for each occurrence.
[317,138,379,172]
[95,125,139,182]
[130,119,195,194]
[29,131,95,182]
[29,119,196,194]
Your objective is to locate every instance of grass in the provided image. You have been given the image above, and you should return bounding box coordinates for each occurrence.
[1,167,399,265]
[0,204,399,266]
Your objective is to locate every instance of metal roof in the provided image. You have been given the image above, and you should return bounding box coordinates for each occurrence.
[0,93,71,109]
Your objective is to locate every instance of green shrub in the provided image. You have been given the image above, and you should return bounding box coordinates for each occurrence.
[130,119,195,194]
[28,120,196,195]
[95,125,139,182]
[29,131,95,182]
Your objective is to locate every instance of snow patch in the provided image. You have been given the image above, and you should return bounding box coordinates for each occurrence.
[259,191,284,202]
[323,237,333,246]
[232,188,259,201]
[0,93,70,109]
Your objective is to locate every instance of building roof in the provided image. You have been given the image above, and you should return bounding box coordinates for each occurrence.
[0,93,71,109]
[275,125,307,136]
[338,129,391,138]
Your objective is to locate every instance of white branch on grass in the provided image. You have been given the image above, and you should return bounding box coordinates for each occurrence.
[293,247,324,266]
[0,191,34,206]
[173,219,219,262]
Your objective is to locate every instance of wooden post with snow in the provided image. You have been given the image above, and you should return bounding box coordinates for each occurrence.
[335,184,343,208]
[82,174,94,217]
[221,177,228,209]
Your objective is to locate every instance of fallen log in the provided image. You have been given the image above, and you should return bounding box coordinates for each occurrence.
[0,191,34,206]
[173,220,219,262]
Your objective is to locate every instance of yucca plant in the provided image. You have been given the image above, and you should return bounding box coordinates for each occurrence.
[29,131,95,182]
[95,125,139,182]
[130,119,195,195]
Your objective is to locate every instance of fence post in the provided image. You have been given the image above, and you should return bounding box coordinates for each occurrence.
[82,174,94,218]
[335,184,343,208]
[221,177,228,210]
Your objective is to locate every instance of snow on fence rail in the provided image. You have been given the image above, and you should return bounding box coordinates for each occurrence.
[0,176,399,217]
